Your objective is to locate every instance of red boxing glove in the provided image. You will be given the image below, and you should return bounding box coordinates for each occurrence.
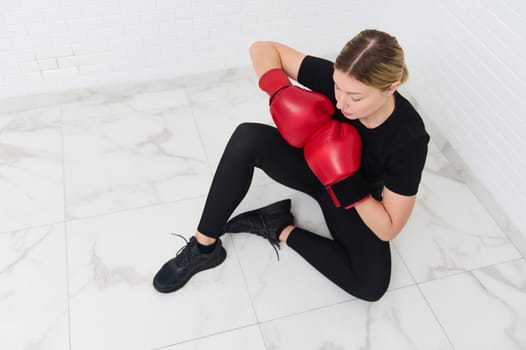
[259,68,334,147]
[304,120,370,208]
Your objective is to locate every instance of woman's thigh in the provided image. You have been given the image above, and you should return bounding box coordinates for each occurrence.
[237,122,323,196]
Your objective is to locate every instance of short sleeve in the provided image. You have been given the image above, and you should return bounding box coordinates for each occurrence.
[297,55,337,102]
[384,135,429,196]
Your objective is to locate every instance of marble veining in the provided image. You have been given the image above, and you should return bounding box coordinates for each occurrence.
[420,259,526,349]
[61,92,212,219]
[0,107,64,233]
[0,74,524,349]
[0,224,69,350]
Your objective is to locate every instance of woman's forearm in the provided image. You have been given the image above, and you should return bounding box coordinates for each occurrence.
[354,193,416,242]
[354,198,396,241]
[249,41,283,77]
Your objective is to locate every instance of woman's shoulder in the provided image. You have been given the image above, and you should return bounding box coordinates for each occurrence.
[297,56,336,100]
[390,92,430,148]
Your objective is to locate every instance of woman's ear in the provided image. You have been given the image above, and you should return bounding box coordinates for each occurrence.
[386,81,401,94]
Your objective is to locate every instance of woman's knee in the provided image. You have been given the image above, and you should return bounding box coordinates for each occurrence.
[339,272,390,302]
[341,282,388,302]
[227,122,274,155]
[357,273,390,302]
[360,285,388,302]
[230,122,265,146]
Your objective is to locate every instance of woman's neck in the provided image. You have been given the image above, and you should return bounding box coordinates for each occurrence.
[360,94,396,129]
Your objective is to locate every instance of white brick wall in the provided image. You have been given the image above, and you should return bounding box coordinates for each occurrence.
[0,0,524,239]
[378,0,526,237]
[0,0,376,98]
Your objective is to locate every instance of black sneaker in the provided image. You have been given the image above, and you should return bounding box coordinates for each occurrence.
[153,234,227,293]
[223,199,294,260]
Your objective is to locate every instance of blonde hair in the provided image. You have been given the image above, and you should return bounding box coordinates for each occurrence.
[334,29,408,90]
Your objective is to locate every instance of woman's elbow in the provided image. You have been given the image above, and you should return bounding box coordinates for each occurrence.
[376,228,402,242]
[249,41,270,54]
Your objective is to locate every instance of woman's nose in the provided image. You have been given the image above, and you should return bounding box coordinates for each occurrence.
[336,98,346,111]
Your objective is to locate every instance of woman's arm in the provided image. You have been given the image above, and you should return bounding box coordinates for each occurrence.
[354,187,416,241]
[249,41,306,80]
[250,41,417,240]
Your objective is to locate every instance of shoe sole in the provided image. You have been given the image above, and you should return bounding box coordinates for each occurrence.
[153,247,227,293]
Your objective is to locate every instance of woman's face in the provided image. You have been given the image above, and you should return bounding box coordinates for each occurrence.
[333,69,395,122]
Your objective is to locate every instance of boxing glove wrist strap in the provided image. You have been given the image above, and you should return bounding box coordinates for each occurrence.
[258,68,291,102]
[326,172,371,209]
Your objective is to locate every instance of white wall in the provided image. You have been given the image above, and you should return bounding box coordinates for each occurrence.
[0,0,378,98]
[377,0,526,238]
[1,0,524,239]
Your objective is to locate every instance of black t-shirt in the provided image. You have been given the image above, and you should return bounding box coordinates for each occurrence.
[298,55,430,199]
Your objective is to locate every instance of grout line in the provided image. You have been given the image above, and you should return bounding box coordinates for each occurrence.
[0,192,207,235]
[427,121,526,258]
[183,85,214,179]
[228,234,270,349]
[0,189,290,237]
[413,255,526,350]
[414,281,457,349]
[0,219,68,235]
[255,295,357,326]
[5,71,523,349]
[465,256,525,274]
[411,255,526,286]
[62,193,209,223]
[391,242,419,286]
[59,103,73,350]
[251,281,452,328]
[149,323,261,350]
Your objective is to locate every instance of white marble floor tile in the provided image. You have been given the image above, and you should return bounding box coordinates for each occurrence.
[229,181,416,322]
[390,245,418,289]
[424,140,464,183]
[163,325,266,350]
[0,224,69,350]
[2,73,525,350]
[187,79,274,187]
[66,198,256,350]
[61,88,190,120]
[0,107,64,232]
[259,285,452,350]
[62,89,212,219]
[420,258,526,350]
[393,168,521,283]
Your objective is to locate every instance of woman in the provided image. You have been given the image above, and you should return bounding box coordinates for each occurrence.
[153,29,429,302]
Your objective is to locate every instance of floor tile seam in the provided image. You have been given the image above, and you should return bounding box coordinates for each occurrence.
[436,146,526,258]
[254,282,447,327]
[60,181,276,226]
[414,255,526,350]
[0,66,255,113]
[0,193,211,235]
[170,253,526,342]
[60,103,73,350]
[0,220,68,235]
[183,87,214,178]
[226,239,416,329]
[62,193,209,224]
[414,282,457,349]
[149,322,261,350]
[422,166,473,187]
[497,226,525,260]
[228,235,269,349]
[415,256,526,286]
[182,77,260,93]
[60,102,195,123]
[255,295,360,326]
[391,243,419,286]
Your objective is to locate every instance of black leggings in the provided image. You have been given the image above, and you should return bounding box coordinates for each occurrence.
[197,123,391,302]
